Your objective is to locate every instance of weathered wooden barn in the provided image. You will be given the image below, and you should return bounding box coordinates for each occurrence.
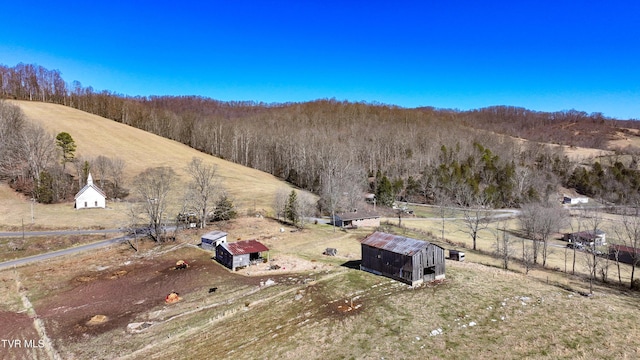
[200,230,227,251]
[215,240,269,271]
[360,231,445,286]
[331,210,380,228]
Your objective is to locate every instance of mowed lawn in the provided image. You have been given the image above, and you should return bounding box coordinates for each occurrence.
[1,101,301,229]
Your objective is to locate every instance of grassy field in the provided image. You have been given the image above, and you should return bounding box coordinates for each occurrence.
[1,101,302,230]
[4,218,640,360]
[3,101,640,359]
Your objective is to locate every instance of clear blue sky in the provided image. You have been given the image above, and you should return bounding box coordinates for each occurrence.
[1,1,639,119]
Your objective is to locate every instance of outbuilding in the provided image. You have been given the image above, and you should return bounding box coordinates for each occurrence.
[564,229,606,246]
[331,210,380,229]
[201,230,228,251]
[74,173,106,209]
[360,231,445,286]
[215,240,269,271]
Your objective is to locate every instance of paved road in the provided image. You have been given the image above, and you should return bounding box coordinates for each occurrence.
[0,229,124,237]
[0,234,132,271]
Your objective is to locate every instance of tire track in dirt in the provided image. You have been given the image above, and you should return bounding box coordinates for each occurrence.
[15,270,62,360]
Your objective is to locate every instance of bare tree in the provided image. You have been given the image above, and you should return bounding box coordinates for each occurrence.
[274,187,290,221]
[185,157,218,228]
[133,167,177,242]
[580,207,605,294]
[108,156,126,198]
[460,195,493,251]
[436,190,450,242]
[93,155,110,188]
[493,222,515,270]
[538,203,567,267]
[20,124,57,198]
[297,191,317,228]
[0,101,26,179]
[612,207,640,289]
[522,238,534,275]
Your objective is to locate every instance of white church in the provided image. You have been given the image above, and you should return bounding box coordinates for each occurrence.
[74,173,106,209]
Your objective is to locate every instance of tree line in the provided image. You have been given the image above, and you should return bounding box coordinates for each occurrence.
[3,62,640,211]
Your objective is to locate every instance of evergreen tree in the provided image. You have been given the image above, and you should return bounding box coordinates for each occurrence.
[285,190,299,225]
[36,170,54,203]
[213,194,237,221]
[55,132,76,169]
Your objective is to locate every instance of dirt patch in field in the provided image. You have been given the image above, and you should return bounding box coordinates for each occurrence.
[0,311,48,359]
[32,247,260,341]
[30,245,302,345]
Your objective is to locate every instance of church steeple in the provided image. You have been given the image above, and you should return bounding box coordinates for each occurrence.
[87,173,94,186]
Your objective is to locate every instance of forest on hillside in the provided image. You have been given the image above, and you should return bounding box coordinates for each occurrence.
[3,63,640,210]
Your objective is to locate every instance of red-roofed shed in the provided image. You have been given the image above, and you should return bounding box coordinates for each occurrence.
[216,240,269,270]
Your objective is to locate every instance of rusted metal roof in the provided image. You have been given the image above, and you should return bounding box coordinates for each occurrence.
[224,240,269,255]
[361,231,428,256]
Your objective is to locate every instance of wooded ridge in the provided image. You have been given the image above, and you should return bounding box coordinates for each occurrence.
[2,62,640,209]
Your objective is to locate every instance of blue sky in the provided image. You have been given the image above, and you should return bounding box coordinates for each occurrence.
[1,1,639,119]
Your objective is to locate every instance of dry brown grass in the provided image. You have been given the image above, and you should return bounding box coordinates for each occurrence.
[4,216,640,359]
[1,101,303,230]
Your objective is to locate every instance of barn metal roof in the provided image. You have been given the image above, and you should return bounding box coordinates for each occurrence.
[335,210,380,221]
[223,240,269,255]
[361,231,429,256]
[201,230,227,241]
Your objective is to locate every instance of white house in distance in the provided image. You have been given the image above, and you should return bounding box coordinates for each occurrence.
[74,173,106,209]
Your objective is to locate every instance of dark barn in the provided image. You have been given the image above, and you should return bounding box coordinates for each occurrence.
[360,231,445,286]
[215,240,269,271]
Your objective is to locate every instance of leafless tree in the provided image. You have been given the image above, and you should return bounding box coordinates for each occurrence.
[20,123,57,197]
[93,155,110,188]
[519,202,566,266]
[460,195,493,251]
[436,190,450,242]
[612,207,640,289]
[0,101,26,179]
[185,157,218,228]
[522,238,534,275]
[108,156,126,198]
[580,207,605,294]
[133,167,177,241]
[297,191,317,228]
[274,187,290,221]
[493,222,516,270]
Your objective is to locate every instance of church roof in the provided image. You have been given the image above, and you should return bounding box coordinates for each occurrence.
[74,173,106,199]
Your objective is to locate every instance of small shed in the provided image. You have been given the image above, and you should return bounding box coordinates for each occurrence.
[215,240,269,271]
[74,173,106,209]
[331,210,380,228]
[360,231,445,286]
[449,249,465,262]
[201,231,228,251]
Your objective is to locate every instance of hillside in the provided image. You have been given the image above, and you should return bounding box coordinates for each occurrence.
[1,100,299,229]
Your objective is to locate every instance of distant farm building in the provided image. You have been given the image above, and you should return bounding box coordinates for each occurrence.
[563,195,589,205]
[331,210,380,229]
[360,231,445,286]
[74,173,106,209]
[563,229,607,246]
[215,240,269,271]
[201,231,228,251]
[609,244,640,265]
